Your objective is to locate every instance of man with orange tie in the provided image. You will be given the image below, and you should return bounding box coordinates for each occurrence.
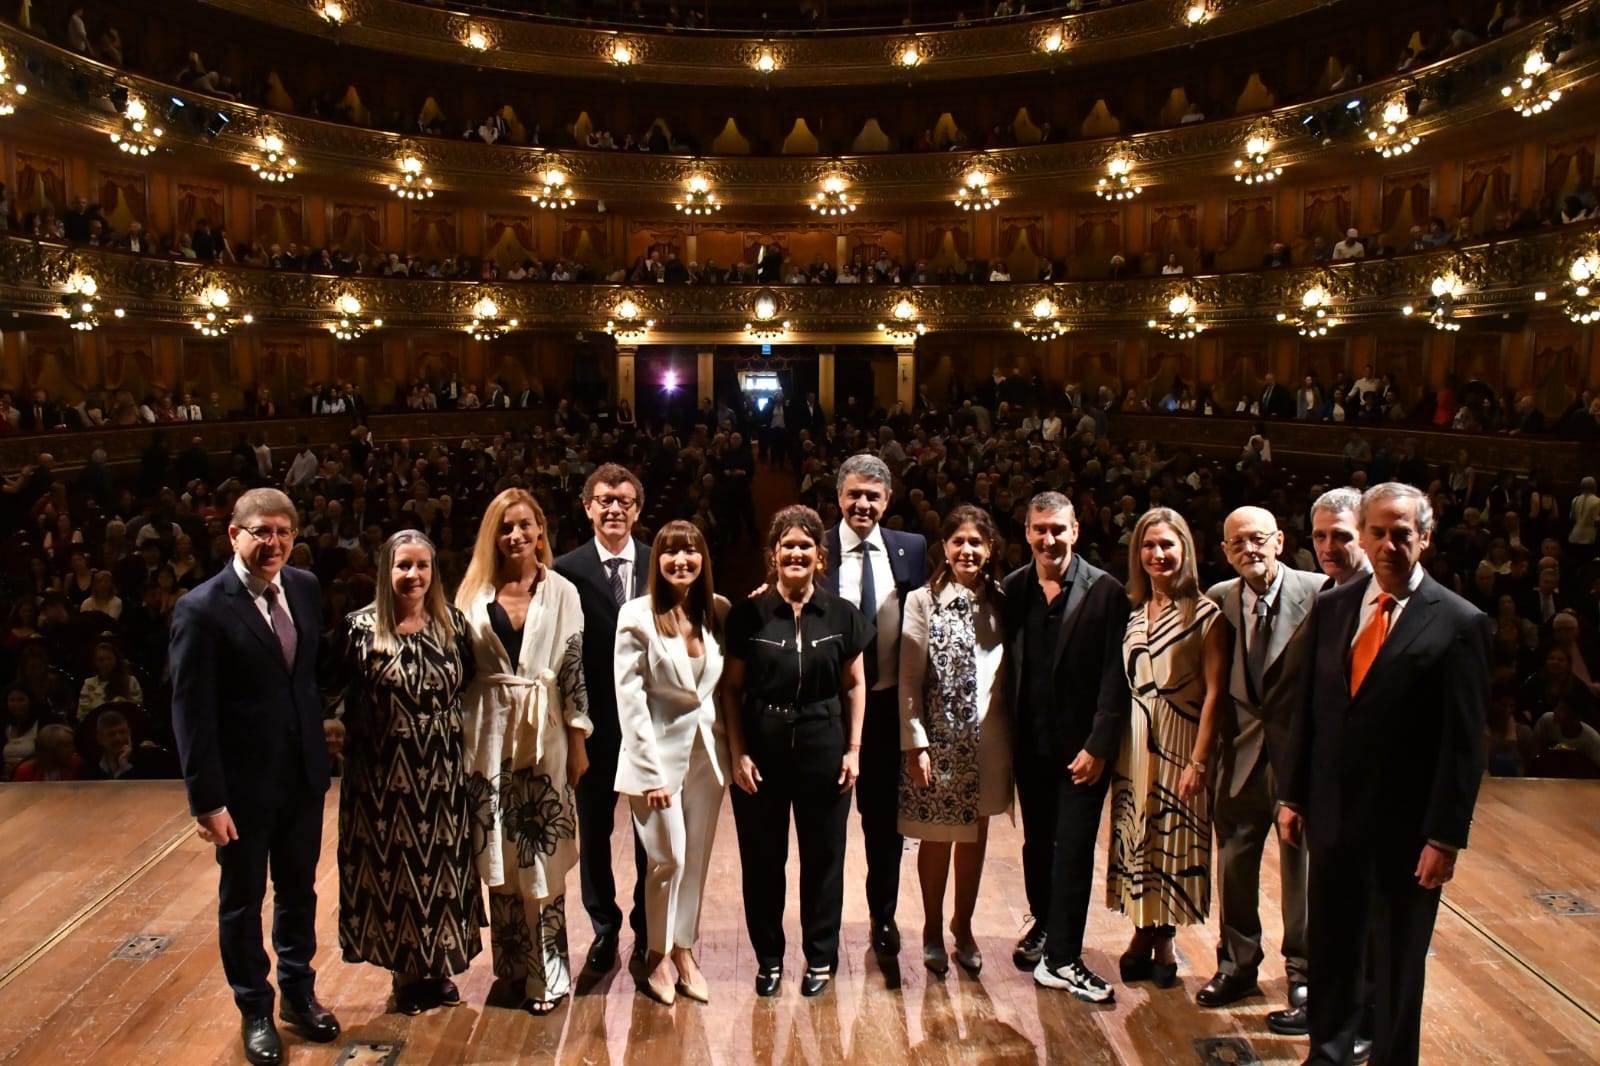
[1279,482,1489,1066]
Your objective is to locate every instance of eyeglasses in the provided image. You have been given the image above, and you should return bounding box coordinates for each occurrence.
[588,495,639,512]
[1224,532,1277,551]
[241,526,298,543]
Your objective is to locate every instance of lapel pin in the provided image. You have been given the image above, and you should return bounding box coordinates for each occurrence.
[897,547,905,557]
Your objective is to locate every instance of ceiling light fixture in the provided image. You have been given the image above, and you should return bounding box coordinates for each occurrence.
[468,295,518,340]
[0,53,28,116]
[109,96,163,156]
[604,296,654,343]
[250,133,297,182]
[676,175,720,215]
[1275,285,1336,336]
[956,169,1000,211]
[1096,154,1141,200]
[316,1,345,27]
[389,155,433,199]
[328,293,382,340]
[877,297,927,343]
[611,40,634,66]
[1149,293,1203,340]
[1562,253,1600,324]
[1501,48,1562,116]
[1233,135,1283,184]
[899,42,922,68]
[1013,297,1069,341]
[746,289,791,340]
[1184,3,1211,27]
[465,28,489,51]
[812,175,856,216]
[1367,95,1421,157]
[534,168,575,209]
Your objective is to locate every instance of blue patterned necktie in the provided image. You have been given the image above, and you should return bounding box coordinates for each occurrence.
[606,557,627,607]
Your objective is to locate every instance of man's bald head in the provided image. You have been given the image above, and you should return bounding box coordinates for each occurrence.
[1223,506,1283,593]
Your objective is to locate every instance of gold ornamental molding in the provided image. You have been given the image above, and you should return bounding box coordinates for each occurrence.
[194,0,1326,87]
[3,224,1593,336]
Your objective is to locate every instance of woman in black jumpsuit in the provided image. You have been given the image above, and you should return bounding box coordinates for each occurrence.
[722,505,871,998]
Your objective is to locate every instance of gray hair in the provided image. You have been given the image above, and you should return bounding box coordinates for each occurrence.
[838,453,892,486]
[1027,491,1076,523]
[1359,482,1435,537]
[1311,487,1362,522]
[233,488,297,528]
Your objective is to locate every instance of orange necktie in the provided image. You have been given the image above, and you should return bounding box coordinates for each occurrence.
[1349,592,1394,694]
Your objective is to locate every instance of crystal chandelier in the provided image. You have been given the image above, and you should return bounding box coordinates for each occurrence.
[535,168,575,210]
[1096,156,1141,200]
[1366,96,1420,158]
[1233,136,1282,184]
[110,96,163,156]
[604,297,654,343]
[676,175,720,215]
[192,286,253,336]
[1402,274,1462,331]
[250,134,297,182]
[1149,293,1202,340]
[1561,254,1600,324]
[328,293,382,340]
[811,176,856,216]
[467,295,518,341]
[876,298,927,343]
[1501,49,1561,117]
[389,156,433,199]
[1013,297,1068,341]
[1275,286,1335,336]
[745,290,791,340]
[59,273,123,330]
[955,170,999,211]
[0,52,27,116]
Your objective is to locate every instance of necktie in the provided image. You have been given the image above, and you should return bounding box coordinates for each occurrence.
[1349,592,1394,694]
[1246,594,1271,699]
[859,542,879,687]
[606,557,628,607]
[262,584,297,669]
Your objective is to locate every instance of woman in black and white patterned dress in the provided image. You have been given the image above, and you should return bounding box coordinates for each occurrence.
[332,530,480,1015]
[898,506,1012,976]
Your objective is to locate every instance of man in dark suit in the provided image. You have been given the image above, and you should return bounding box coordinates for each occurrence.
[21,388,62,432]
[1280,482,1490,1066]
[1200,507,1324,1026]
[171,489,339,1066]
[817,453,928,961]
[1260,373,1294,418]
[1003,491,1130,1002]
[553,463,651,973]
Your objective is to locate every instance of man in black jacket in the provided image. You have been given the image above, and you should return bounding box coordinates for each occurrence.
[1002,491,1130,1002]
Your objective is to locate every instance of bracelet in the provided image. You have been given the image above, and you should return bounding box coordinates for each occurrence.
[848,743,862,750]
[1189,760,1208,774]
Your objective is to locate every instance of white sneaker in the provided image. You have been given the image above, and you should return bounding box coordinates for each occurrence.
[1033,957,1115,1002]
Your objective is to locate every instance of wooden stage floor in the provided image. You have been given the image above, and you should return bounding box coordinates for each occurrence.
[1,779,1597,1065]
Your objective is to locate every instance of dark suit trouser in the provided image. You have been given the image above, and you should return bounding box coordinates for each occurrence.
[731,714,853,970]
[856,686,904,924]
[1213,761,1309,985]
[217,785,324,1016]
[1015,747,1112,965]
[575,735,648,942]
[1306,840,1440,1066]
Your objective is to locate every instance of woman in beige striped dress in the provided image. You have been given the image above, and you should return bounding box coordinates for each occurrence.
[1107,508,1228,988]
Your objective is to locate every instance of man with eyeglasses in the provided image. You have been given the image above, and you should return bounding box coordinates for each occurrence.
[554,463,652,974]
[1199,506,1324,1030]
[171,488,339,1066]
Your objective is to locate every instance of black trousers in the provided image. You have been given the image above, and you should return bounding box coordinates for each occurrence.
[1014,747,1112,966]
[575,737,648,942]
[217,786,325,1017]
[731,713,853,970]
[856,686,904,924]
[1305,839,1442,1066]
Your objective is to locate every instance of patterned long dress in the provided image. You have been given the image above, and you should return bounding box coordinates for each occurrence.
[1107,594,1220,928]
[335,606,483,977]
[459,570,591,1004]
[896,583,1012,842]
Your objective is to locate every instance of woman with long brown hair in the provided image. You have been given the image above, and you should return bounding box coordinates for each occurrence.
[456,488,591,1016]
[613,520,730,1005]
[1107,507,1228,987]
[898,505,1011,976]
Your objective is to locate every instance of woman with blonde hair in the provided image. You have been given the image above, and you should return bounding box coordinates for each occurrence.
[613,520,730,1005]
[329,530,480,1014]
[1107,507,1228,987]
[456,488,591,1016]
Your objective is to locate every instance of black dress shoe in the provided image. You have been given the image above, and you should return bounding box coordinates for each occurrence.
[1012,921,1047,971]
[1287,981,1308,1009]
[279,993,340,1043]
[1352,1036,1373,1064]
[585,930,620,972]
[435,977,463,1006]
[871,920,901,957]
[800,965,835,997]
[754,965,782,998]
[1194,971,1262,1008]
[1266,1003,1310,1035]
[241,1016,282,1066]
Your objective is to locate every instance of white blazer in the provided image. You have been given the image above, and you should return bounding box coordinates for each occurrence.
[613,595,731,795]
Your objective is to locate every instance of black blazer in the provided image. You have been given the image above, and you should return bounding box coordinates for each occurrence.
[818,523,928,620]
[1001,557,1131,763]
[1281,572,1490,854]
[170,562,330,819]
[554,537,652,749]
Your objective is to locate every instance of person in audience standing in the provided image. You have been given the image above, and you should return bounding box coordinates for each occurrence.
[553,463,651,974]
[898,505,1010,976]
[723,505,871,999]
[1106,508,1228,991]
[1004,491,1130,1002]
[171,488,340,1066]
[1195,507,1322,1028]
[457,489,591,1016]
[613,521,730,1006]
[1310,488,1371,589]
[1569,476,1599,567]
[1280,482,1491,1066]
[328,530,480,1015]
[819,453,928,961]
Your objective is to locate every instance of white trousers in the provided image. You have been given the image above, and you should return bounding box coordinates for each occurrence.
[628,739,725,955]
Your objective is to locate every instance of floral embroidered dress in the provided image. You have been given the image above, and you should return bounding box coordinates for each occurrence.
[896,582,1012,843]
[460,569,591,1002]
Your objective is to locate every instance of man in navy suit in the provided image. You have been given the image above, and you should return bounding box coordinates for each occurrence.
[818,453,928,961]
[171,489,339,1066]
[554,462,652,973]
[1280,482,1490,1066]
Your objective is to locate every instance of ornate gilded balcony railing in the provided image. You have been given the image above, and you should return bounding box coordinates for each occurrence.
[190,0,1329,87]
[3,8,1594,208]
[3,225,1593,338]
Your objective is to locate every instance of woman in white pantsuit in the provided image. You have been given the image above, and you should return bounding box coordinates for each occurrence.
[614,520,731,1006]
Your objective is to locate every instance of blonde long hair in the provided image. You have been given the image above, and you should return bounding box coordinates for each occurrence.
[456,488,551,610]
[1125,507,1201,625]
[365,530,453,655]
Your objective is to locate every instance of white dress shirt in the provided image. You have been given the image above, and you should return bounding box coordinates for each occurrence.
[595,536,637,599]
[233,554,291,629]
[838,522,900,691]
[1350,564,1426,649]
